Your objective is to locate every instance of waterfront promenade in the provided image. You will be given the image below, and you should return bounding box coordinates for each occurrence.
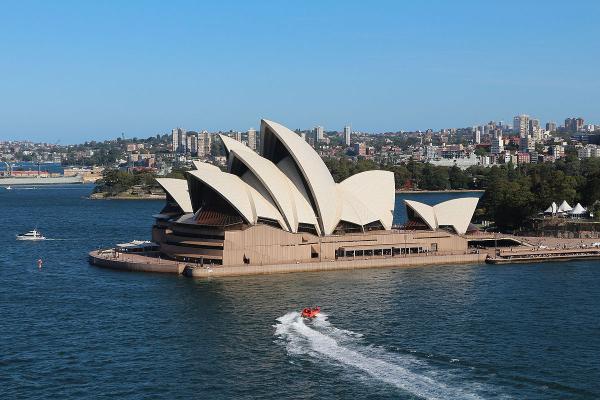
[89,235,600,277]
[89,249,487,277]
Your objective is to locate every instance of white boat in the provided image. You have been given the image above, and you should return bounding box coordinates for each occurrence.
[16,229,46,241]
[5,186,12,190]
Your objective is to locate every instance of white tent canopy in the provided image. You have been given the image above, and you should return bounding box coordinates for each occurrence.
[557,200,572,213]
[544,202,558,214]
[570,203,587,215]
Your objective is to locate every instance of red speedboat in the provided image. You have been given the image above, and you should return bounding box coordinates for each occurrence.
[301,306,321,319]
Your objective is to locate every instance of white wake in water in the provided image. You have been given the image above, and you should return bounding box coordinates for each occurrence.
[274,312,487,400]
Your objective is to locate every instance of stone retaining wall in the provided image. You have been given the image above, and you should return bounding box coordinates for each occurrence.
[89,250,486,277]
[184,253,487,278]
[88,251,183,274]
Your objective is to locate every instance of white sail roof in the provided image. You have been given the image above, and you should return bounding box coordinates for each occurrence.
[336,185,379,227]
[187,169,284,227]
[404,197,480,234]
[261,119,340,235]
[338,170,395,229]
[220,134,318,233]
[405,200,437,230]
[187,169,254,223]
[176,119,400,236]
[155,178,193,213]
[192,160,221,172]
[433,198,480,235]
[244,177,287,229]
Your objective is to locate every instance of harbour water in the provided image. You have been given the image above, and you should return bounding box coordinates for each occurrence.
[1,185,599,399]
[0,161,64,174]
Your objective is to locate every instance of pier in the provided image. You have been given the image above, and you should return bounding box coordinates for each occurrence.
[486,247,600,264]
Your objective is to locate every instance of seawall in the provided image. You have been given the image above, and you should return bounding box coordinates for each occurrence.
[89,251,184,274]
[89,250,486,277]
[184,253,487,278]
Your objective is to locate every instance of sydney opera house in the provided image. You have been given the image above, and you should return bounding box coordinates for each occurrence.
[150,119,480,267]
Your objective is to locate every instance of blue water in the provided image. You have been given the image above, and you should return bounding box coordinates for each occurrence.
[0,162,63,174]
[1,186,599,399]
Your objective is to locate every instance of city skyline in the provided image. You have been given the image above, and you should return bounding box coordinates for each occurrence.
[1,1,599,142]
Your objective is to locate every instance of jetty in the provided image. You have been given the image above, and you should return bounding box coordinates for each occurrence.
[486,247,600,264]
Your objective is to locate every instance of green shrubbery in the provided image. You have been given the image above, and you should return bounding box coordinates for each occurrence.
[93,169,158,196]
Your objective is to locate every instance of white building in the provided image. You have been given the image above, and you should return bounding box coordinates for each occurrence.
[578,144,600,158]
[491,132,504,155]
[314,126,324,142]
[197,131,212,157]
[186,132,198,154]
[247,128,257,151]
[171,128,186,153]
[514,115,529,138]
[343,125,351,146]
[474,128,481,144]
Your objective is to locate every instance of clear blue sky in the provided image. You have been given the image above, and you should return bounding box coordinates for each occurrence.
[1,0,598,143]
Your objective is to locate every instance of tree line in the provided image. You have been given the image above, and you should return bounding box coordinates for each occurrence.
[324,156,600,229]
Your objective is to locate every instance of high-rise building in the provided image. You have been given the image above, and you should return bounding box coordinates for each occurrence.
[186,132,198,155]
[247,128,257,150]
[565,117,585,132]
[171,127,186,153]
[353,142,366,156]
[546,122,557,132]
[343,125,351,146]
[171,129,178,152]
[513,115,529,138]
[528,119,539,135]
[565,118,573,132]
[520,135,536,152]
[529,119,541,141]
[197,131,212,157]
[491,132,504,155]
[474,128,481,144]
[314,126,324,142]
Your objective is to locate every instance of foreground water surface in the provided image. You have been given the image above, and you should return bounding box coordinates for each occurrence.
[1,186,599,399]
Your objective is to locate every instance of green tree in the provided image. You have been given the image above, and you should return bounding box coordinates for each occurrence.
[448,166,470,189]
